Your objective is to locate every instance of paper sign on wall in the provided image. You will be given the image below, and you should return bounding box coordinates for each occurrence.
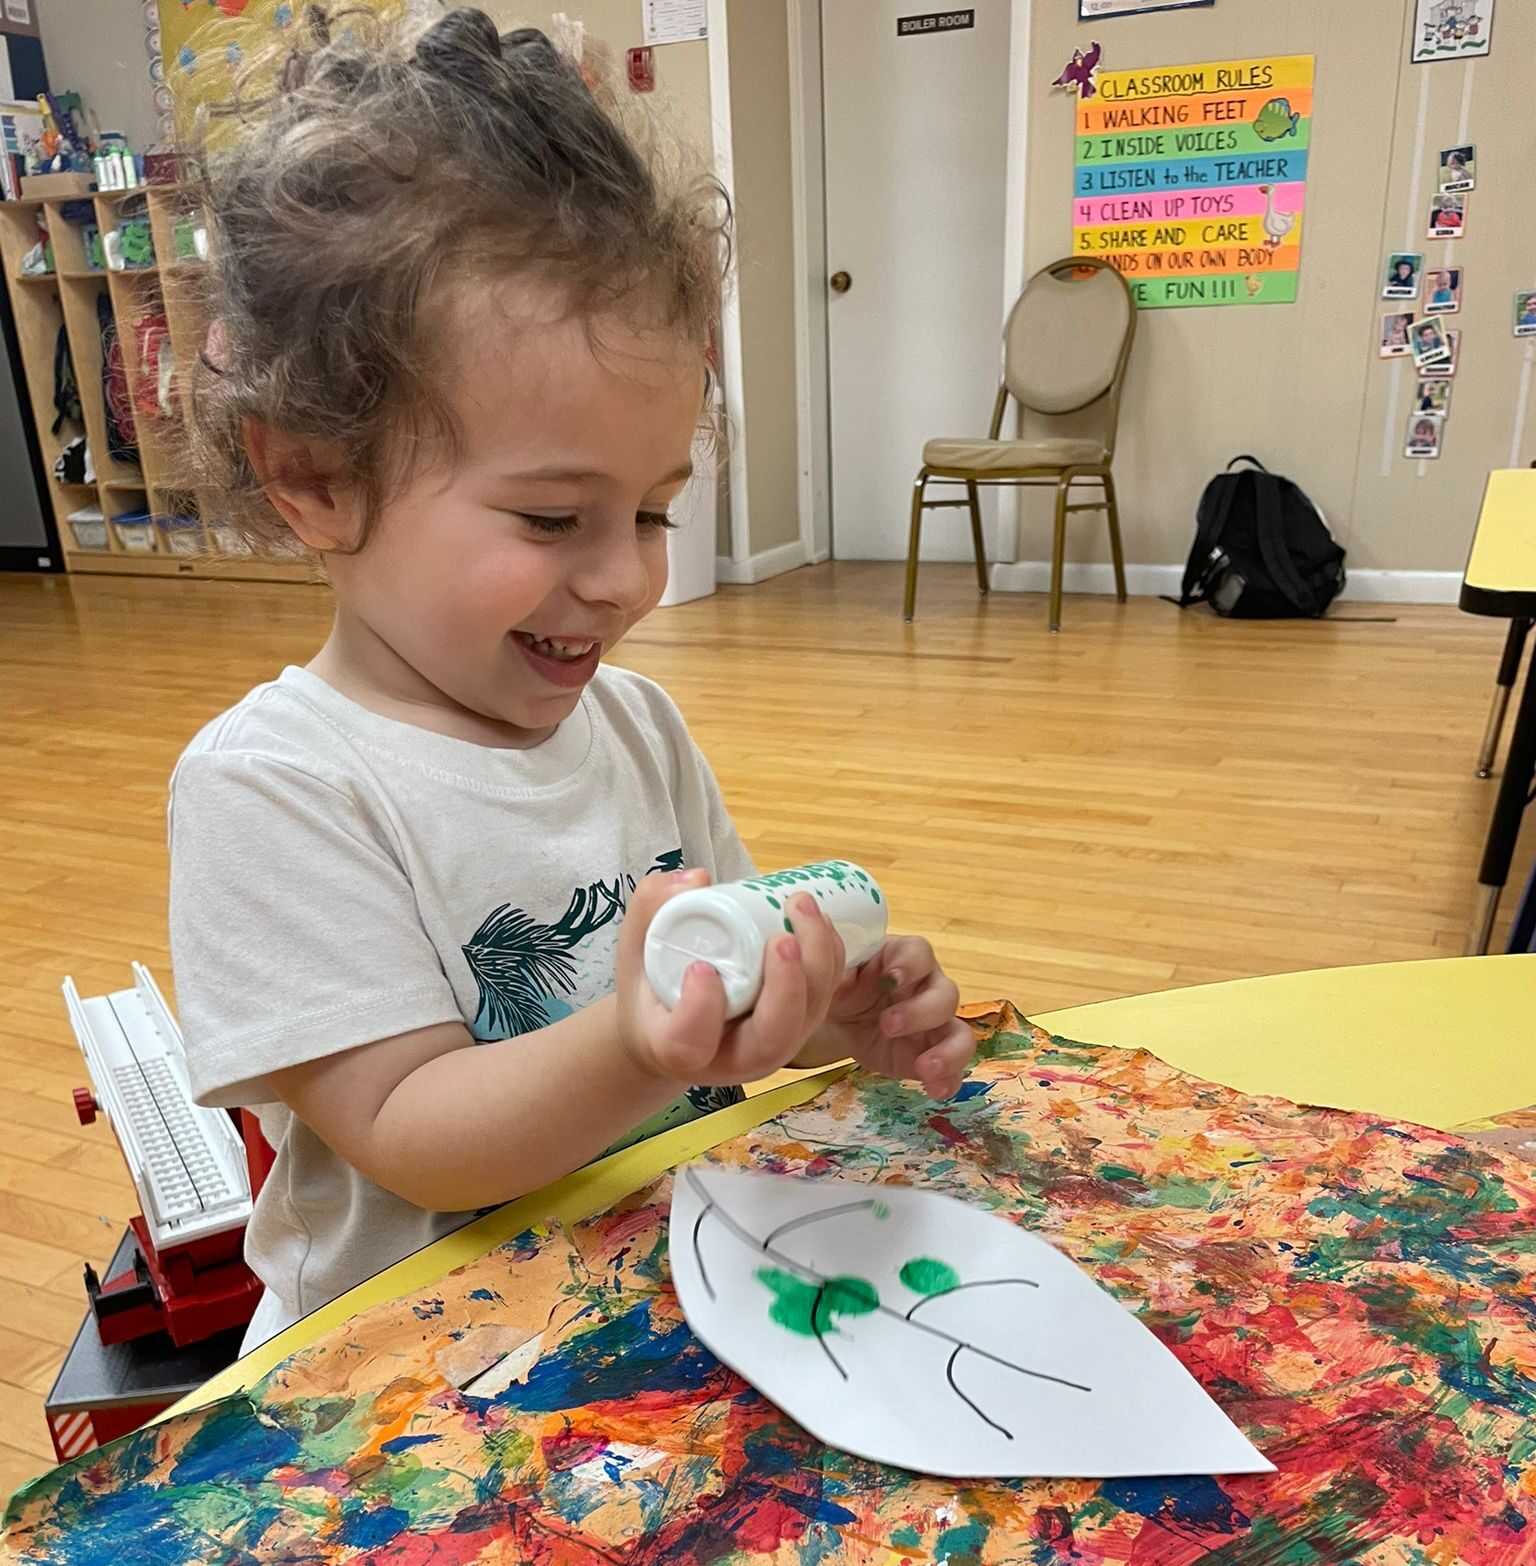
[1071,54,1314,310]
[1412,0,1494,63]
[1080,0,1213,18]
[643,0,706,47]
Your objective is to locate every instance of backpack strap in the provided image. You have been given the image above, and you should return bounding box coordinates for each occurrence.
[1171,474,1243,607]
[1226,454,1269,473]
[1253,472,1320,616]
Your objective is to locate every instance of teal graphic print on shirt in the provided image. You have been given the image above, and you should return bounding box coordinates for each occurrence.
[461,847,741,1141]
[463,849,684,1040]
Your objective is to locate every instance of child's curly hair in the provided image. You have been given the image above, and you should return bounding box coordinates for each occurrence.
[186,4,728,552]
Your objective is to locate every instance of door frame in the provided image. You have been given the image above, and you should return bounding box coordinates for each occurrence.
[706,0,751,571]
[786,0,1034,567]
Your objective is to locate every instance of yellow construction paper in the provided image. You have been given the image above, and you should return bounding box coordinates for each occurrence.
[160,1065,849,1419]
[1035,955,1536,1132]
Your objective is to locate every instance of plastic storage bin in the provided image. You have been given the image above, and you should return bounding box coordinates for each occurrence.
[112,510,157,553]
[67,505,108,551]
[159,516,203,555]
[208,523,253,558]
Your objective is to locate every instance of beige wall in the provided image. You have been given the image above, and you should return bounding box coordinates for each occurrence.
[37,0,162,151]
[484,0,712,155]
[1022,0,1536,579]
[724,0,800,558]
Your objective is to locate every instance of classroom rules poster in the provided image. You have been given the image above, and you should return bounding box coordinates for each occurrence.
[1072,55,1314,309]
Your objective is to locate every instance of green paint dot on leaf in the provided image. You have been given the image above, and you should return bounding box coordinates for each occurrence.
[756,1268,879,1337]
[899,1257,960,1297]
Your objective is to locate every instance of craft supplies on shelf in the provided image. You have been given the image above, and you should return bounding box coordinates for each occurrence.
[92,134,144,193]
[80,221,105,272]
[114,213,155,271]
[0,183,314,582]
[170,213,207,264]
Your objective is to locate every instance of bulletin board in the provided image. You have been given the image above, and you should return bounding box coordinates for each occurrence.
[156,1,297,75]
[1071,55,1314,309]
[156,1,401,129]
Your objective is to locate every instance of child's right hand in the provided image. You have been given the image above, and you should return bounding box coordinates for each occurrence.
[616,869,847,1086]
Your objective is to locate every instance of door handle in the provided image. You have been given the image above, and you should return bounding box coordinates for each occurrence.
[829,270,851,294]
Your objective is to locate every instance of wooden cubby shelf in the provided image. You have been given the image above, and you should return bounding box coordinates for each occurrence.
[1,183,314,584]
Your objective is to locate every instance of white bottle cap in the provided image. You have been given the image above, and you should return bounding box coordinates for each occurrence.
[644,889,768,1018]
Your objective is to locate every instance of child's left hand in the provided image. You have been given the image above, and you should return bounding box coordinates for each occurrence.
[798,935,975,1100]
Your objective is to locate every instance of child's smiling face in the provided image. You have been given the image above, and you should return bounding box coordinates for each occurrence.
[310,282,705,742]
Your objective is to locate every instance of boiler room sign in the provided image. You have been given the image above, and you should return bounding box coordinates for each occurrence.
[1072,55,1313,309]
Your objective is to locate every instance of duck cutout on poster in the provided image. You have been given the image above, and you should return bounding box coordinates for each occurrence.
[1258,183,1298,252]
[669,1166,1274,1480]
[1053,40,1103,100]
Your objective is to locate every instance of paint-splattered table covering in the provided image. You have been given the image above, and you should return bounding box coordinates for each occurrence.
[5,1005,1536,1564]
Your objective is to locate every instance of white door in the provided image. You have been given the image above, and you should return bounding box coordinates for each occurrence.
[822,1,1011,561]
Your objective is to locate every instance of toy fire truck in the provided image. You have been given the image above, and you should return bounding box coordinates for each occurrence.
[63,964,262,1348]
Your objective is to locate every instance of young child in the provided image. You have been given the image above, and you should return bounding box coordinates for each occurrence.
[169,7,974,1351]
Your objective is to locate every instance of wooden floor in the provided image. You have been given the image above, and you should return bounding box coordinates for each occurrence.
[0,562,1528,1493]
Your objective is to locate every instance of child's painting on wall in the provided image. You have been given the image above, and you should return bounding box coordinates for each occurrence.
[1412,0,1494,63]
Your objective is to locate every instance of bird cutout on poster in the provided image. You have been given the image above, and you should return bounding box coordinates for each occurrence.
[669,1166,1275,1480]
[1053,41,1103,100]
[1257,183,1298,252]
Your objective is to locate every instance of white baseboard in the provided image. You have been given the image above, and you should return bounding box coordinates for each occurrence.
[987,561,1461,606]
[715,541,809,585]
[1337,570,1460,604]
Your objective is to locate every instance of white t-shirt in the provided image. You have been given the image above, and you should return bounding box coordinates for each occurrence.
[168,664,753,1331]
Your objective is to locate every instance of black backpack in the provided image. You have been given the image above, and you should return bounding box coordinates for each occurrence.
[1172,456,1346,619]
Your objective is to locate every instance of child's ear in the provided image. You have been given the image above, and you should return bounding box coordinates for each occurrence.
[241,420,360,552]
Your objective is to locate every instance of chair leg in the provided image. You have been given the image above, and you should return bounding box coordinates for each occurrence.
[965,481,988,597]
[1049,479,1069,633]
[1104,472,1127,604]
[903,473,928,621]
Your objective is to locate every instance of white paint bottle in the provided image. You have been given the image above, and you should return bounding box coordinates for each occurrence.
[644,860,889,1019]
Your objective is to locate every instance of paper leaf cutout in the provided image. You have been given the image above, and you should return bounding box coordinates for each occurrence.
[669,1166,1275,1480]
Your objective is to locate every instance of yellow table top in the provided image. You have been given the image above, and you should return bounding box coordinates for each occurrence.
[1462,468,1536,615]
[1036,953,1536,1131]
[172,955,1533,1413]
